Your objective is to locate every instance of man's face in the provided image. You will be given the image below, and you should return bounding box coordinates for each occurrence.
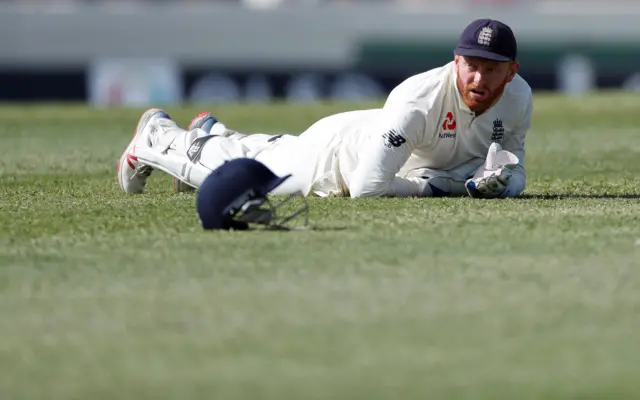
[455,55,519,113]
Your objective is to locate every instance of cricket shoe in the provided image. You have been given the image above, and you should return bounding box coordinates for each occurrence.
[172,112,220,193]
[188,111,241,137]
[117,108,171,194]
[188,111,219,134]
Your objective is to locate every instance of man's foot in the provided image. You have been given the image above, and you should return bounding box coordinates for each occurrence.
[117,108,171,194]
[188,111,218,133]
[173,112,219,193]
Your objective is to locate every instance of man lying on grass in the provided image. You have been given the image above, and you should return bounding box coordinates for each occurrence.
[117,19,532,200]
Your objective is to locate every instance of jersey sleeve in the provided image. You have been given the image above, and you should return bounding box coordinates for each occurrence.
[500,95,533,197]
[349,108,430,198]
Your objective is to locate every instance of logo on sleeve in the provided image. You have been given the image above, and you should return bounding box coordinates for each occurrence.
[382,129,407,148]
[491,118,505,143]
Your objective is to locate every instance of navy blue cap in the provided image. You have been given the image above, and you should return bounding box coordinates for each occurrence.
[196,158,291,230]
[454,19,517,62]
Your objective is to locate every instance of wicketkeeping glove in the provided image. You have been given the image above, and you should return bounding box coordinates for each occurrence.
[465,142,519,199]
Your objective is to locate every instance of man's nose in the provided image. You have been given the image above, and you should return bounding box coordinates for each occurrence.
[473,71,484,84]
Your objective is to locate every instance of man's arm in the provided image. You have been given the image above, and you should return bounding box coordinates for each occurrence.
[349,109,431,198]
[500,96,533,197]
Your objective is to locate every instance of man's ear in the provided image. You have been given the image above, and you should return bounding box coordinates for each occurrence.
[507,61,520,82]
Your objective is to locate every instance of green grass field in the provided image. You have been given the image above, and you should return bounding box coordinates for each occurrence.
[1,93,639,399]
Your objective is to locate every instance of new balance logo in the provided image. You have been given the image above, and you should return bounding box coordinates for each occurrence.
[383,130,406,148]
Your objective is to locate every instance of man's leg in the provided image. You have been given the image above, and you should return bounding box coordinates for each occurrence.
[117,109,253,194]
[174,112,284,192]
[174,109,348,197]
[177,110,345,197]
[252,134,316,196]
[187,111,282,154]
[253,112,348,197]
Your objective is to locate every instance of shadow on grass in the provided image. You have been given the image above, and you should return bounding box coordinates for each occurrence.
[517,194,640,200]
[247,225,351,232]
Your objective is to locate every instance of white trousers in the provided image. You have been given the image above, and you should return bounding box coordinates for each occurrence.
[199,133,318,195]
[199,112,347,196]
[137,114,343,196]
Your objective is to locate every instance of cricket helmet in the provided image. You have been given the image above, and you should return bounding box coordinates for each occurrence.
[196,158,309,231]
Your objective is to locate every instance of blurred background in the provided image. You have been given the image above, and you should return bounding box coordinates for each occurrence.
[1,0,639,106]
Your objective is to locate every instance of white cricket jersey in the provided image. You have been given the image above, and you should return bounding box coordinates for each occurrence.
[301,61,533,198]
